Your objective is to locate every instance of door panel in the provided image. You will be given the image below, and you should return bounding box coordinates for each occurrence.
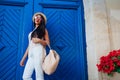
[34,0,87,80]
[0,5,22,80]
[44,8,79,80]
[0,0,33,80]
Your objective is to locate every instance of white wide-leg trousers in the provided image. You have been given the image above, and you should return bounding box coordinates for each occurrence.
[23,44,44,80]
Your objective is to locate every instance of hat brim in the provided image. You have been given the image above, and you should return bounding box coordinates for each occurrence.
[32,12,47,24]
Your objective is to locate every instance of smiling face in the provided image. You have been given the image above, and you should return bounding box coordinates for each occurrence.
[34,14,42,25]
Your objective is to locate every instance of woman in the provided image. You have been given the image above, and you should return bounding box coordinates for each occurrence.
[20,12,49,80]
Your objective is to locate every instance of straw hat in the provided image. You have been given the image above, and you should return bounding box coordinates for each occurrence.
[32,12,47,24]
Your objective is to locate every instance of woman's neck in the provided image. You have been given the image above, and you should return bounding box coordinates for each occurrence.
[35,25,39,28]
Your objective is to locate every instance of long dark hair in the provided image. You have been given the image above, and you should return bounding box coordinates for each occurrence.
[31,14,46,39]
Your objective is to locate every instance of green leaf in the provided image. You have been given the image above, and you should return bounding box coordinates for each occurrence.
[113,63,116,66]
[117,67,120,73]
[118,56,120,60]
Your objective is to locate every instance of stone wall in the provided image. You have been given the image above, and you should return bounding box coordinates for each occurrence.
[83,0,120,80]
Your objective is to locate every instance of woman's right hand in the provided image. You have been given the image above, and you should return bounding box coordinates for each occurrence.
[20,59,25,67]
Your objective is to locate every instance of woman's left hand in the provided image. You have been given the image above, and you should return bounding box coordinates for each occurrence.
[32,38,41,43]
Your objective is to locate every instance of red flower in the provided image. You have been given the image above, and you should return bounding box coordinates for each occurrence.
[97,56,114,74]
[96,49,120,76]
[117,61,120,66]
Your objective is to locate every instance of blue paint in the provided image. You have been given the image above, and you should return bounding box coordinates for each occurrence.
[39,1,79,9]
[0,1,28,7]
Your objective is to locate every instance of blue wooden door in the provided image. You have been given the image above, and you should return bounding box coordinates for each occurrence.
[0,0,33,80]
[34,0,88,80]
[0,0,87,80]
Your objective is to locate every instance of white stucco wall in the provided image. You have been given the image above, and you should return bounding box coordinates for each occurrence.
[83,0,120,80]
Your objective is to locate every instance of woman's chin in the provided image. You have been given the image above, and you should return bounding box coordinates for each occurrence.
[35,22,40,25]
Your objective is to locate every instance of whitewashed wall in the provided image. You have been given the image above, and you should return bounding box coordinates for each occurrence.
[83,0,120,80]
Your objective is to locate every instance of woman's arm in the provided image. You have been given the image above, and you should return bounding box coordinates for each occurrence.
[32,29,50,46]
[41,29,50,46]
[20,46,29,66]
